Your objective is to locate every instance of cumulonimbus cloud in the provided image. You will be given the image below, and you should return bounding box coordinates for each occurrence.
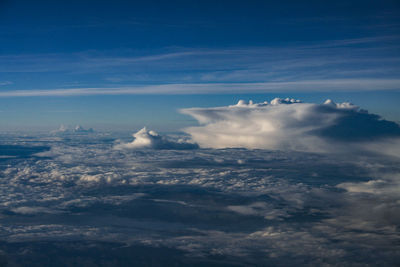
[181,98,400,155]
[114,127,198,150]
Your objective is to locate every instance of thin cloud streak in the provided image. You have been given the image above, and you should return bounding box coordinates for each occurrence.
[1,35,399,74]
[1,79,399,97]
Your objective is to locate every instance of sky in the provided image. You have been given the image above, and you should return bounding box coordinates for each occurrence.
[0,0,400,131]
[1,2,400,265]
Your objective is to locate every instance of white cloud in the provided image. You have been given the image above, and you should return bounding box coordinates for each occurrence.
[51,124,94,134]
[181,98,400,154]
[10,206,57,215]
[1,79,400,97]
[114,127,198,150]
[227,202,289,220]
[0,81,12,86]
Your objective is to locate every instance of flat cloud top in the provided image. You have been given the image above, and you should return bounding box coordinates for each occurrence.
[181,98,400,155]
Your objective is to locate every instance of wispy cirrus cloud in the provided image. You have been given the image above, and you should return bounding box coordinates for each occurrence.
[0,79,399,97]
[0,35,399,94]
[0,81,13,86]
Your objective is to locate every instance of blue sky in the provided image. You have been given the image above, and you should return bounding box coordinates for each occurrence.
[0,0,399,131]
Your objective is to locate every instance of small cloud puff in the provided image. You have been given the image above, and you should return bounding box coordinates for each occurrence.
[51,124,94,134]
[114,127,199,150]
[181,98,400,154]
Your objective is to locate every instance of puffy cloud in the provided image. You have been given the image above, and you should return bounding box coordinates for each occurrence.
[51,124,94,134]
[335,172,400,228]
[10,206,57,215]
[181,98,400,154]
[73,125,94,133]
[227,202,289,220]
[114,127,199,150]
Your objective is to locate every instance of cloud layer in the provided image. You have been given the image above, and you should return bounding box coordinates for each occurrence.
[1,132,399,265]
[181,98,400,154]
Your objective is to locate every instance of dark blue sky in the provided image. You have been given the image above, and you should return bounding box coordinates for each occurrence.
[0,0,399,130]
[1,0,399,52]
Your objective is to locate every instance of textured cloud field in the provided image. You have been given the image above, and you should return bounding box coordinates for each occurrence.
[0,99,400,266]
